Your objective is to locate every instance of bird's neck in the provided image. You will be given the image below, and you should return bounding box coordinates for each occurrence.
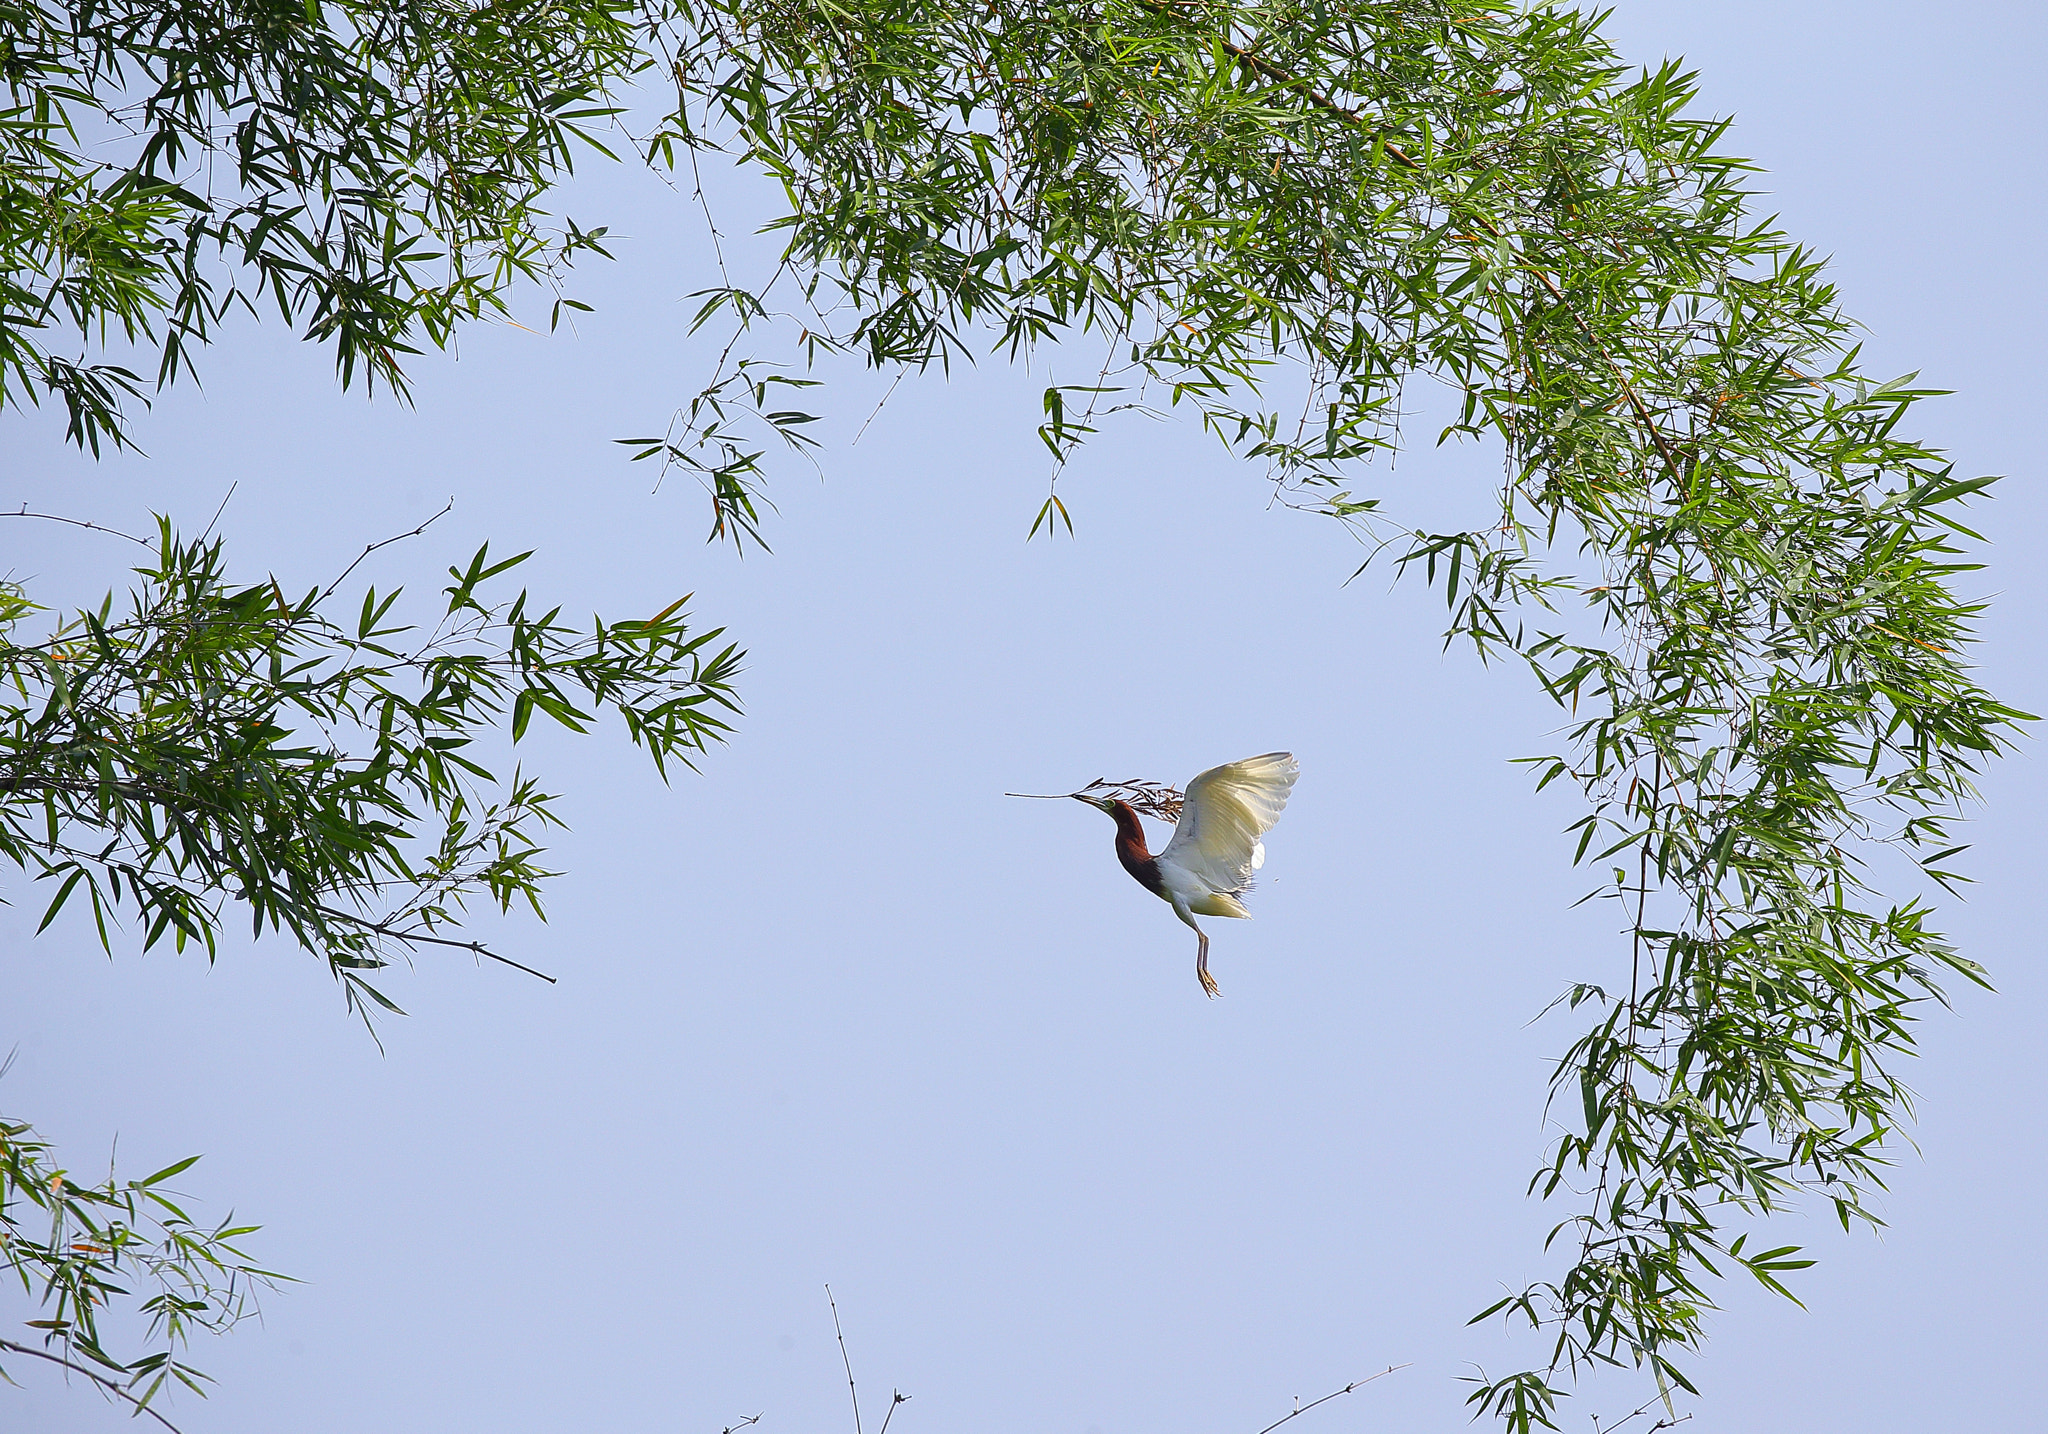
[1109,802,1164,896]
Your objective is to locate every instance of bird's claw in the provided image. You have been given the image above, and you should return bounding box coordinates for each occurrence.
[1198,968,1221,999]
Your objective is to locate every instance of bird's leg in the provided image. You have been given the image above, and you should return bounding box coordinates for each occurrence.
[1194,927,1219,999]
[1171,901,1220,998]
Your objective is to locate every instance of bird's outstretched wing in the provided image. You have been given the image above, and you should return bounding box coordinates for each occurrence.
[1158,752,1299,896]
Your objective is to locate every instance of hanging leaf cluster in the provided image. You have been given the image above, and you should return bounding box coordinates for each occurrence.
[0,522,741,1018]
[0,0,646,451]
[0,1109,281,1420]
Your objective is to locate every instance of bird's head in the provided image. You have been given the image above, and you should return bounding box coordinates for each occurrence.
[1072,793,1118,817]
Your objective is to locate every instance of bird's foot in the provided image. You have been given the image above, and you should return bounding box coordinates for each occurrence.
[1198,968,1221,999]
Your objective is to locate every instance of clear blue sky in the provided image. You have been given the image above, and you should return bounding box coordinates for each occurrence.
[7,3,2043,1430]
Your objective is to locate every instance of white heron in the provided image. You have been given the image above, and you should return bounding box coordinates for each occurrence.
[1014,752,1299,997]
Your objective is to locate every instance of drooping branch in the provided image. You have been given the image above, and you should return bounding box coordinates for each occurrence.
[0,1341,186,1433]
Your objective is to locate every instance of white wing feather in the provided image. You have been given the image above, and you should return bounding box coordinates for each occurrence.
[1157,752,1299,897]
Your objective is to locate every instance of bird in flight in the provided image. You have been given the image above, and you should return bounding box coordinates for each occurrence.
[1011,752,1299,997]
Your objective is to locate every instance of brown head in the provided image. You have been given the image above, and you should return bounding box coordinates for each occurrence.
[1076,795,1163,895]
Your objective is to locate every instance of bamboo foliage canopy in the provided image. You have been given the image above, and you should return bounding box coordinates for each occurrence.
[2,0,2028,1425]
[635,2,2027,1422]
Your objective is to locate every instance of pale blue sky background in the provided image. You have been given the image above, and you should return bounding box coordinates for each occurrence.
[6,3,2043,1430]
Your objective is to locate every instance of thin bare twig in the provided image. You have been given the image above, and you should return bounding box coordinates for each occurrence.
[1591,1395,1692,1434]
[314,906,558,984]
[3,508,152,548]
[875,1389,911,1434]
[327,498,456,592]
[719,1415,763,1434]
[197,481,238,542]
[825,1284,862,1434]
[1252,1365,1411,1434]
[850,371,908,447]
[0,1339,186,1433]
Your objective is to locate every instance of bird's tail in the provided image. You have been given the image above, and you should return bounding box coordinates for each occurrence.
[1190,890,1252,920]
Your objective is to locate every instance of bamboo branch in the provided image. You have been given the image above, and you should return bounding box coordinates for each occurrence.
[1252,1365,1412,1434]
[1134,0,1420,167]
[0,1340,186,1433]
[826,1284,863,1434]
[2,509,152,547]
[314,906,559,984]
